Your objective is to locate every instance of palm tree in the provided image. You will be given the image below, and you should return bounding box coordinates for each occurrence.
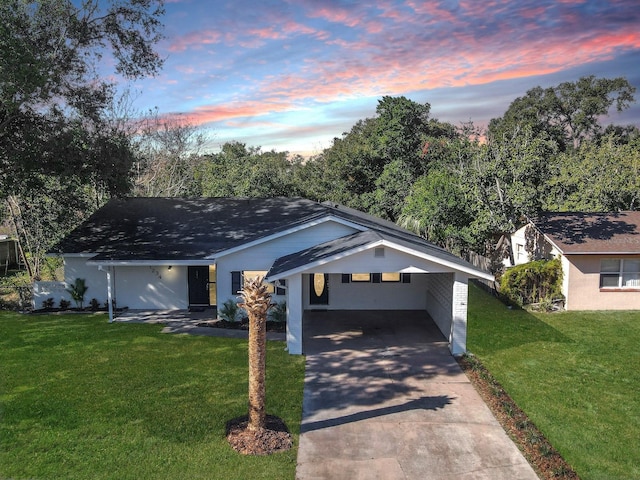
[238,275,272,431]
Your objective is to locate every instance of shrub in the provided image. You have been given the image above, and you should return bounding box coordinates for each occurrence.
[500,258,563,307]
[269,301,286,323]
[219,299,241,322]
[42,297,55,309]
[66,278,88,309]
[59,299,71,310]
[89,298,100,311]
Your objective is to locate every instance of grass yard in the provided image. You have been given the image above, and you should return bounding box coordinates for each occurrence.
[0,312,305,479]
[468,283,640,480]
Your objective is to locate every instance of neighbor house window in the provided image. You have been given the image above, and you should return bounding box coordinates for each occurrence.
[600,259,640,288]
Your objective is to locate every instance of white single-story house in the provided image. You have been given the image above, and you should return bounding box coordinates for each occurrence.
[42,197,493,354]
[506,211,640,310]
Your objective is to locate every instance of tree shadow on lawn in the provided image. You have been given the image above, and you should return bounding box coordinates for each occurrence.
[469,300,574,354]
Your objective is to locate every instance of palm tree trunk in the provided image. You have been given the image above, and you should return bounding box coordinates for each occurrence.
[247,309,266,431]
[239,276,271,432]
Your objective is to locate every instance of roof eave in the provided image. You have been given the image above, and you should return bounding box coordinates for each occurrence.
[267,238,494,282]
[86,259,215,266]
[562,251,640,256]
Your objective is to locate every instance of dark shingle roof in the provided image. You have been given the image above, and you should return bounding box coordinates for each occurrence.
[53,197,328,260]
[268,230,381,277]
[52,197,490,276]
[534,211,640,254]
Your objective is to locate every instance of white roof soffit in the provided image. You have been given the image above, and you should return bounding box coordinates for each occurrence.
[86,259,216,267]
[385,241,493,280]
[268,239,494,282]
[398,266,430,273]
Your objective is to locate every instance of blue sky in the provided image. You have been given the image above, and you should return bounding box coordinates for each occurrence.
[123,0,640,156]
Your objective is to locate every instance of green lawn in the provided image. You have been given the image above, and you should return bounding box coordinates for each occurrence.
[0,313,305,479]
[468,283,640,480]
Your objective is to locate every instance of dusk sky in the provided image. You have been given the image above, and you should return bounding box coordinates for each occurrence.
[125,0,640,156]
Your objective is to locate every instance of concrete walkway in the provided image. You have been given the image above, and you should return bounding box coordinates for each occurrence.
[114,309,286,341]
[296,311,539,480]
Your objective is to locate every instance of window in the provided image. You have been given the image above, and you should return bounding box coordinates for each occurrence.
[232,270,275,294]
[243,270,275,294]
[343,272,405,283]
[600,259,640,288]
[381,272,401,282]
[276,279,286,296]
[351,273,371,282]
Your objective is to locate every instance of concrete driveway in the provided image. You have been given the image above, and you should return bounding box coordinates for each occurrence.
[296,311,539,480]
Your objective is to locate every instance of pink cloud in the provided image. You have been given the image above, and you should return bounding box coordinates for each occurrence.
[168,30,222,52]
[155,0,640,141]
[248,27,286,40]
[170,100,297,125]
[306,4,362,27]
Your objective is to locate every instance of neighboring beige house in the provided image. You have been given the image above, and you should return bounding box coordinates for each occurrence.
[508,212,640,310]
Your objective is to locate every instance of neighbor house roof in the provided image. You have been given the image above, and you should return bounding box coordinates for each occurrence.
[533,211,640,254]
[52,197,490,276]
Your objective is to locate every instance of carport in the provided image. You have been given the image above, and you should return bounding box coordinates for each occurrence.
[266,230,493,356]
[303,310,447,354]
[296,309,539,479]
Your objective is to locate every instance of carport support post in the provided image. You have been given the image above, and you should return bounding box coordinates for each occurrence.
[450,273,468,356]
[106,266,114,323]
[286,274,303,354]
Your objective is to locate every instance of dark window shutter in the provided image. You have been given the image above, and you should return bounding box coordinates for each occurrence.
[232,271,241,294]
[402,273,411,283]
[372,273,381,283]
[341,274,350,283]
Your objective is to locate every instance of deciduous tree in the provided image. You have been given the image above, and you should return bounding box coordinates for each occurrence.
[0,0,165,279]
[489,76,636,150]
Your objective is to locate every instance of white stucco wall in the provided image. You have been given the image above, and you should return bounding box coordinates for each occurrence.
[508,225,529,266]
[451,273,468,355]
[308,246,459,275]
[32,281,72,308]
[425,273,454,340]
[64,256,108,304]
[301,273,429,310]
[113,265,188,310]
[216,220,359,307]
[61,257,189,310]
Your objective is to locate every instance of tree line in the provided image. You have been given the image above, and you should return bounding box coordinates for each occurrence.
[129,79,637,269]
[1,1,638,282]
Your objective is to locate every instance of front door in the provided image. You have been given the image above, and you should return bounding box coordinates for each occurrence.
[188,266,210,305]
[309,273,329,305]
